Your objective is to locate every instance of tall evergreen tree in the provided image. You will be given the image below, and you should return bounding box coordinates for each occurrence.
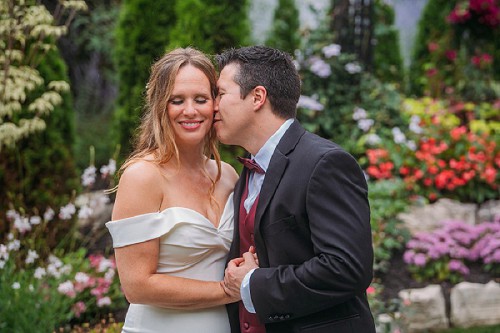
[167,0,250,54]
[373,0,403,83]
[112,0,176,156]
[265,0,301,54]
[409,0,457,95]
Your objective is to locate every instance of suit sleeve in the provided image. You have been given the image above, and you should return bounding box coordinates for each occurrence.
[249,149,373,322]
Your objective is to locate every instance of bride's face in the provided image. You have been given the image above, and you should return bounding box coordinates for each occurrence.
[167,65,214,148]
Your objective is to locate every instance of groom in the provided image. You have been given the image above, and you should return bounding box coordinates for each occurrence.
[214,46,375,333]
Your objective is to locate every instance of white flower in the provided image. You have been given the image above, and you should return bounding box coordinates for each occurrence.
[57,281,75,297]
[47,264,61,278]
[43,207,55,222]
[0,260,6,269]
[97,296,111,307]
[14,216,31,233]
[34,267,47,279]
[6,210,19,220]
[297,95,324,111]
[48,254,63,268]
[75,272,90,284]
[322,44,341,58]
[7,233,14,240]
[378,313,392,324]
[81,165,97,187]
[25,250,39,264]
[392,127,406,144]
[29,284,34,292]
[77,205,93,219]
[29,216,42,225]
[59,203,76,220]
[357,119,374,132]
[100,159,116,176]
[365,134,381,145]
[60,264,72,275]
[406,140,417,151]
[345,62,362,74]
[104,268,115,281]
[98,258,114,272]
[12,282,20,289]
[0,244,8,260]
[352,107,367,120]
[409,115,423,134]
[7,239,20,251]
[309,56,332,78]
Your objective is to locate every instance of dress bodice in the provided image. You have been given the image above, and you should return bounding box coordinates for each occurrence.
[105,194,234,333]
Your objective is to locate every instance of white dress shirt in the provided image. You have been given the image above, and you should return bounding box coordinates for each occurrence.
[240,118,294,313]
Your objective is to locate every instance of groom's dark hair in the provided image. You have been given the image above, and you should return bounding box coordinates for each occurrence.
[215,45,301,119]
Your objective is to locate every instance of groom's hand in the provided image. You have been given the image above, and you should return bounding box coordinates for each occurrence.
[223,252,258,298]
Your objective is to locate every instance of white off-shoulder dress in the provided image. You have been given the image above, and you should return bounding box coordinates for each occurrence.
[106,193,234,333]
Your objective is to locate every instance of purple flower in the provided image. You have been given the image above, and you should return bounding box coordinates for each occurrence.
[414,253,427,267]
[308,56,331,78]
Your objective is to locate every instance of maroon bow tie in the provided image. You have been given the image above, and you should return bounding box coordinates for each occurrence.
[237,157,265,174]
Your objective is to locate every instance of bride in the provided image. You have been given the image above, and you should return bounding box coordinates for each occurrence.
[106,47,240,332]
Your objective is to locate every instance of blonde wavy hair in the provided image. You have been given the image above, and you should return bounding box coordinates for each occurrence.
[118,47,221,198]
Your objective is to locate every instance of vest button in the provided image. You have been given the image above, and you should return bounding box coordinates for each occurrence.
[243,322,250,329]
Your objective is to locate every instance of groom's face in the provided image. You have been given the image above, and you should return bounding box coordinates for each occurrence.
[214,63,254,147]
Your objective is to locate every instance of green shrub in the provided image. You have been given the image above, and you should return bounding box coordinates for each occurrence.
[112,0,176,157]
[373,0,403,84]
[265,0,301,54]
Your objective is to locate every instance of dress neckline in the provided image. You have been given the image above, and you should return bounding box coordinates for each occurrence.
[158,192,233,230]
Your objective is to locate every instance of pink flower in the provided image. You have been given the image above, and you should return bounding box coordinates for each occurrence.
[366,286,376,295]
[97,296,111,307]
[427,42,439,53]
[72,301,86,318]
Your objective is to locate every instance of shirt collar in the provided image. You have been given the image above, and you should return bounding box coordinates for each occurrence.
[252,119,294,172]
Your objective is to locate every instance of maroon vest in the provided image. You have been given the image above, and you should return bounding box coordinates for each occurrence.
[239,173,266,333]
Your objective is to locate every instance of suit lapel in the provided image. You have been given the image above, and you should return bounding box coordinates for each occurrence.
[254,120,305,233]
[228,167,248,261]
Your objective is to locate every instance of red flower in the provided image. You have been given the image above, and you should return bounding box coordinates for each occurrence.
[426,68,438,77]
[445,50,458,61]
[427,42,439,53]
[451,126,467,140]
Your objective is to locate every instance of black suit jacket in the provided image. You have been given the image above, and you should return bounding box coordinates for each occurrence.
[227,120,375,333]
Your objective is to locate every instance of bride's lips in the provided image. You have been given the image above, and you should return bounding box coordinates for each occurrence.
[179,120,203,130]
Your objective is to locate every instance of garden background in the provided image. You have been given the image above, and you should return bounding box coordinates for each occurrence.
[0,0,499,332]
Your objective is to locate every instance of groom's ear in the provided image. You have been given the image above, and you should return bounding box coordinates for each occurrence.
[252,86,267,111]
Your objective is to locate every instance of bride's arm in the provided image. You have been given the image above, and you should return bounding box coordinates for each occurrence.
[111,160,238,309]
[114,239,236,309]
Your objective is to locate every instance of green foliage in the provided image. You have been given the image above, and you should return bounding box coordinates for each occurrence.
[167,0,250,54]
[113,0,250,158]
[364,98,499,204]
[373,0,403,84]
[112,0,176,157]
[0,48,80,238]
[409,0,457,95]
[65,3,121,169]
[295,9,407,160]
[368,179,411,273]
[0,247,125,332]
[265,0,301,54]
[409,0,500,101]
[0,257,75,332]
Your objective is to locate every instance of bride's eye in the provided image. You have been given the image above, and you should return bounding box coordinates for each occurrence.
[170,99,183,105]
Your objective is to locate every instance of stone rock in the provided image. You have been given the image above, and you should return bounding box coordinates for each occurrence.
[398,285,448,332]
[398,198,477,234]
[450,281,500,328]
[477,200,500,224]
